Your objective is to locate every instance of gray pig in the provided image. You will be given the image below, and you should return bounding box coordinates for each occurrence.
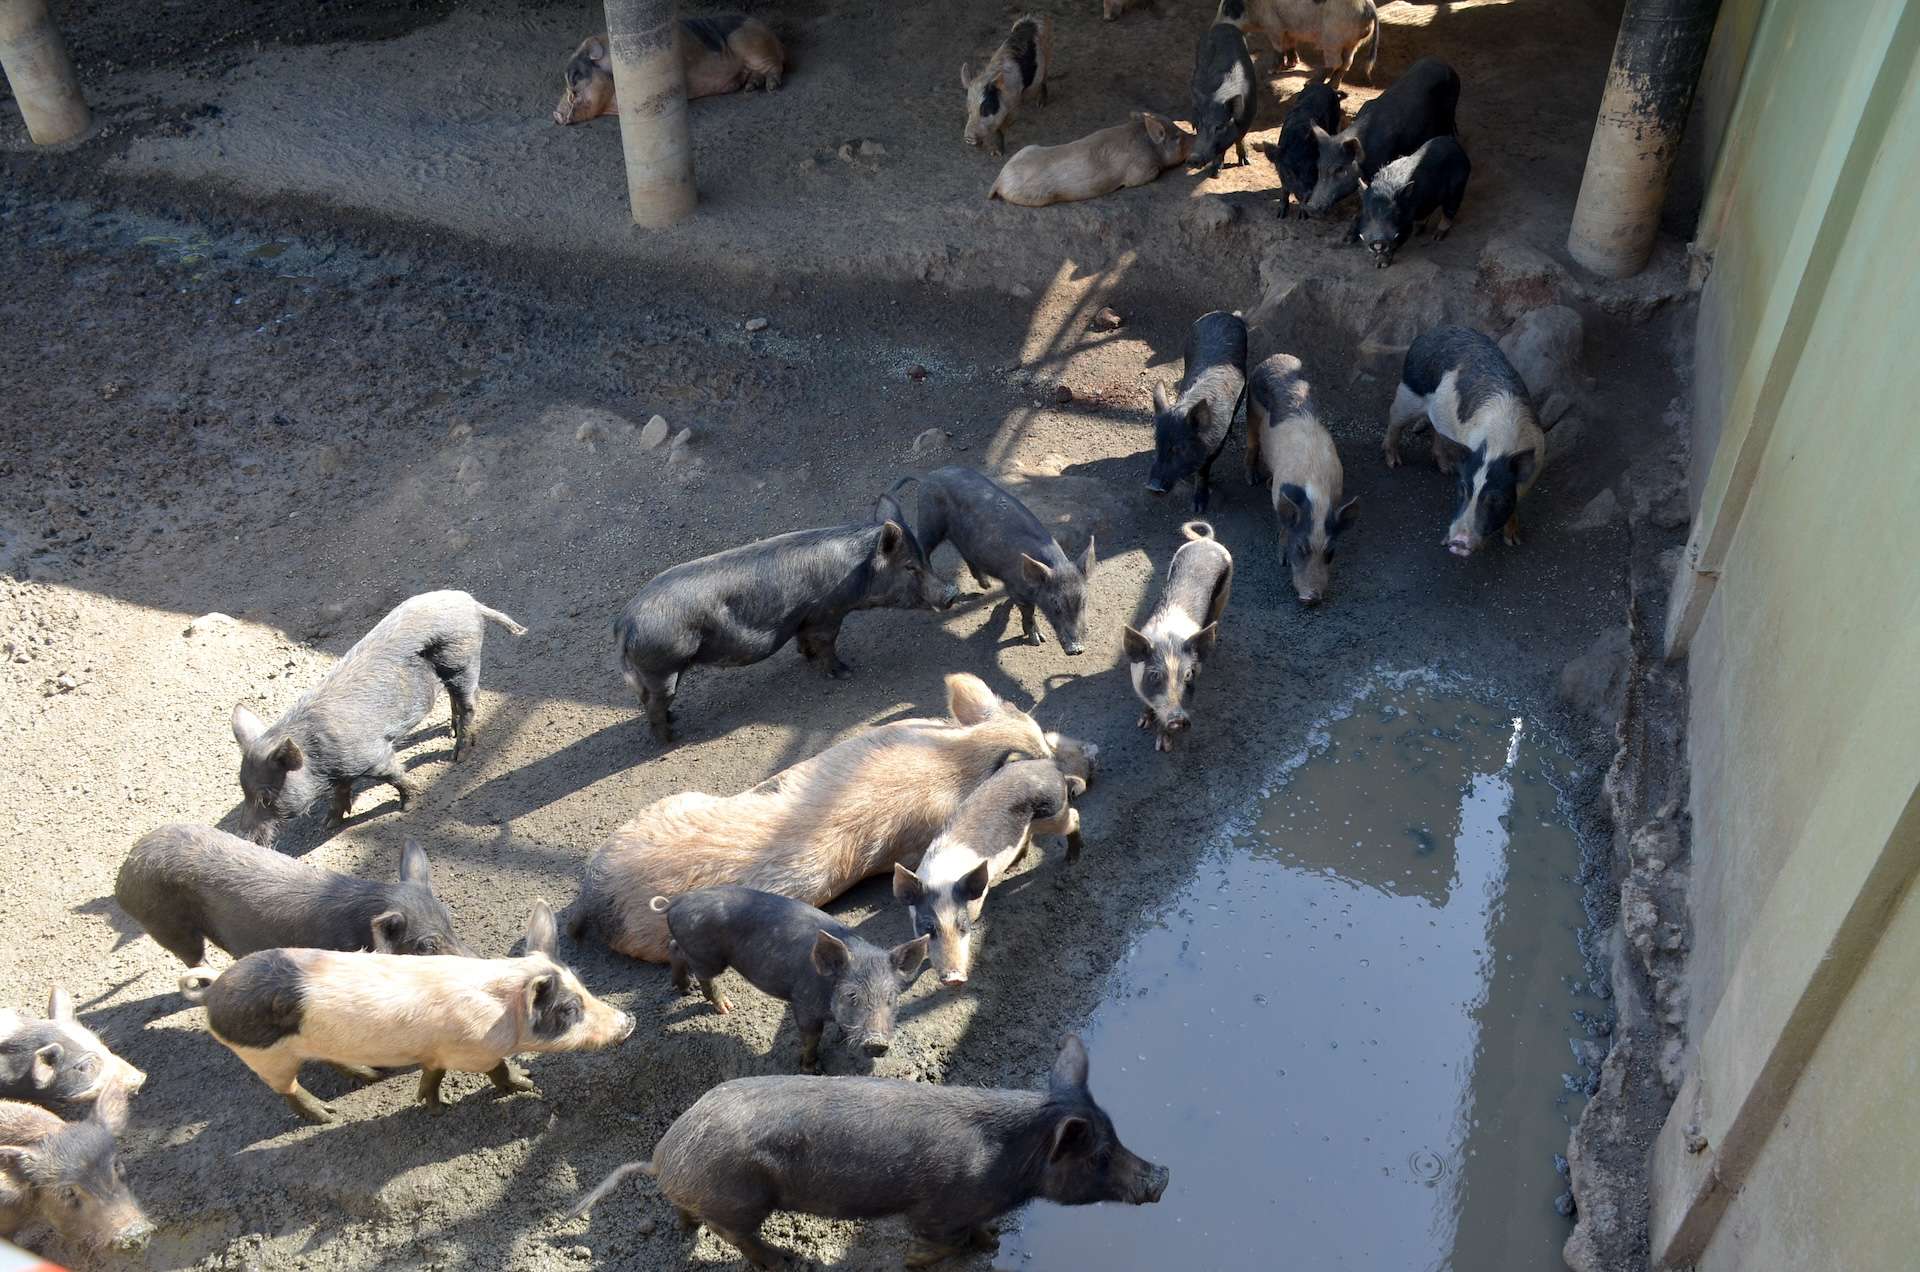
[1189,22,1258,178]
[0,989,146,1108]
[1125,522,1233,751]
[116,825,471,964]
[617,515,955,743]
[0,1084,152,1256]
[653,886,928,1071]
[892,468,1096,654]
[568,1035,1168,1270]
[1148,311,1249,513]
[230,589,526,843]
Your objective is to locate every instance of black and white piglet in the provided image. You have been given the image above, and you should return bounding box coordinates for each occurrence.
[1149,310,1249,514]
[1303,56,1459,215]
[1125,522,1233,751]
[1244,353,1356,604]
[1353,135,1471,267]
[1190,22,1257,178]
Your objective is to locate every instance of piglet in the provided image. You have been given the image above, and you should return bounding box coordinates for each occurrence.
[117,825,471,964]
[230,590,526,843]
[1244,353,1356,603]
[1303,56,1459,215]
[1189,22,1257,178]
[895,468,1096,653]
[552,16,786,124]
[1125,522,1233,751]
[962,14,1053,155]
[1353,135,1471,267]
[179,900,633,1124]
[0,1083,151,1257]
[653,887,928,1071]
[1268,81,1344,216]
[0,988,146,1108]
[1148,311,1248,513]
[990,113,1191,207]
[568,1035,1168,1270]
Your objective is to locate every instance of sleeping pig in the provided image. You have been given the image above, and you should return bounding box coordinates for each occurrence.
[116,825,471,964]
[566,673,1090,964]
[989,113,1191,207]
[962,14,1053,156]
[1244,353,1356,603]
[552,16,787,124]
[1148,310,1248,514]
[179,900,632,1123]
[0,988,146,1108]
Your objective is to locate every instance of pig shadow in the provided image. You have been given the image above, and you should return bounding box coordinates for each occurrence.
[73,894,148,951]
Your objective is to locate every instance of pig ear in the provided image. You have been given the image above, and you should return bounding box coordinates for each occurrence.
[1310,123,1333,146]
[370,911,409,953]
[1020,554,1053,586]
[1187,400,1213,434]
[1049,1033,1091,1093]
[0,1146,37,1178]
[523,899,559,958]
[1048,1115,1094,1162]
[1276,485,1304,526]
[1142,113,1167,144]
[47,985,74,1022]
[1122,625,1150,663]
[946,674,1001,725]
[1076,536,1096,578]
[269,737,305,771]
[399,839,432,887]
[959,62,973,89]
[960,861,991,903]
[91,1079,131,1133]
[30,1044,64,1090]
[892,863,927,906]
[877,520,907,559]
[1340,136,1364,163]
[1188,622,1220,660]
[1333,496,1359,532]
[524,973,558,1023]
[892,934,932,978]
[810,931,853,977]
[584,35,610,66]
[1151,381,1172,415]
[231,705,266,750]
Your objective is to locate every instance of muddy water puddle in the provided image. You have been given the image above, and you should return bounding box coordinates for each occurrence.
[1005,681,1592,1270]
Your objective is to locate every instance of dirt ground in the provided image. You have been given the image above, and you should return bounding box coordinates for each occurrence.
[3,1,1693,1269]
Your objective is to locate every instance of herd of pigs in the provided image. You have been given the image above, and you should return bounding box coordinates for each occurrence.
[0,3,1559,1269]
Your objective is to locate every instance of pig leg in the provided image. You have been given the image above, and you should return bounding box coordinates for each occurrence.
[698,1207,788,1271]
[1235,135,1249,168]
[1503,511,1524,546]
[1431,431,1463,474]
[904,1218,998,1267]
[1245,400,1268,484]
[487,1060,535,1094]
[1191,469,1212,514]
[1383,386,1428,468]
[797,622,853,679]
[696,975,733,1015]
[682,948,734,1013]
[636,669,679,743]
[240,1050,335,1123]
[418,1067,449,1108]
[329,779,355,825]
[371,753,421,810]
[442,663,481,761]
[1018,602,1045,646]
[145,917,208,967]
[667,942,692,996]
[797,1018,826,1073]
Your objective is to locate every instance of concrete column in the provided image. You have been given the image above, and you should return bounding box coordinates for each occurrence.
[604,0,694,227]
[1567,0,1722,278]
[0,0,90,145]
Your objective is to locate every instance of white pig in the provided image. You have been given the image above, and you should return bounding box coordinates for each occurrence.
[990,113,1193,207]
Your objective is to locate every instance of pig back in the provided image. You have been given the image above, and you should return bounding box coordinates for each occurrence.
[0,1098,63,1147]
[1354,58,1459,178]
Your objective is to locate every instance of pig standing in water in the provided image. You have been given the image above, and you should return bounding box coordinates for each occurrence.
[1148,310,1248,513]
[616,513,954,743]
[653,887,929,1071]
[0,988,146,1107]
[0,1083,152,1256]
[551,17,786,124]
[568,1036,1168,1270]
[962,14,1053,156]
[116,826,471,964]
[230,590,526,843]
[179,901,632,1123]
[990,113,1191,207]
[1385,325,1547,555]
[892,468,1096,653]
[1304,57,1460,216]
[1353,135,1472,267]
[1245,353,1356,603]
[1189,22,1258,178]
[1125,522,1233,751]
[1268,81,1344,217]
[1216,0,1380,85]
[893,758,1083,988]
[567,673,1091,963]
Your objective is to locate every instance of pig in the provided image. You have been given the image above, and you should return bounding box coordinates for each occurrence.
[653,887,929,1070]
[229,590,526,844]
[892,469,1096,653]
[1353,135,1471,267]
[178,900,633,1124]
[1216,0,1380,86]
[989,113,1192,207]
[1267,81,1344,217]
[551,17,787,125]
[1189,23,1257,179]
[892,758,1082,988]
[568,1035,1166,1269]
[1124,522,1233,751]
[961,14,1053,156]
[567,673,1092,963]
[0,988,146,1108]
[116,825,471,965]
[616,515,955,744]
[1148,310,1248,514]
[0,1084,152,1256]
[1384,325,1547,556]
[1244,353,1356,603]
[1304,56,1460,216]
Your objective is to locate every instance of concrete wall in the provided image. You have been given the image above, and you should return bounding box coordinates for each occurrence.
[1652,1,1920,1266]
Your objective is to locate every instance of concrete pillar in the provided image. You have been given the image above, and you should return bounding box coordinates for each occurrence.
[1567,0,1722,278]
[0,0,90,145]
[604,0,694,227]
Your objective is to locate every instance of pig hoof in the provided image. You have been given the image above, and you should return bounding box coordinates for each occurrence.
[488,1061,536,1094]
[713,996,734,1015]
[286,1090,337,1124]
[1136,712,1153,731]
[417,1068,448,1107]
[1383,447,1403,469]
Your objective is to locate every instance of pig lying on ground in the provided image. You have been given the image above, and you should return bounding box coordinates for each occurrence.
[567,673,1091,963]
[117,826,471,964]
[1190,22,1258,178]
[893,758,1084,988]
[0,1083,151,1257]
[1353,135,1471,267]
[1216,0,1380,85]
[892,468,1096,653]
[551,17,786,124]
[0,989,146,1108]
[1148,311,1248,513]
[962,14,1053,155]
[1125,522,1233,750]
[230,590,525,843]
[990,113,1191,206]
[1267,81,1344,216]
[616,515,954,744]
[179,901,632,1124]
[1245,353,1355,603]
[654,887,928,1071]
[568,1035,1168,1270]
[1304,56,1459,216]
[1385,325,1546,556]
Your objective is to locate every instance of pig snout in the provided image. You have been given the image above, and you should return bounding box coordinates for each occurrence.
[1161,711,1191,733]
[1062,640,1085,656]
[114,1216,157,1251]
[1446,533,1477,558]
[552,93,574,126]
[1133,1161,1172,1204]
[861,1034,891,1057]
[612,1011,637,1042]
[1298,588,1323,606]
[939,969,968,989]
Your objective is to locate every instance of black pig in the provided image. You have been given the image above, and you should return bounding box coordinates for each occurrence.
[1268,81,1344,216]
[1189,22,1258,178]
[1149,311,1248,513]
[1303,56,1459,215]
[1353,135,1471,267]
[0,988,146,1108]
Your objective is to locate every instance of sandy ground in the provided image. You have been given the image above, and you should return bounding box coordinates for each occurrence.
[2,1,1692,1268]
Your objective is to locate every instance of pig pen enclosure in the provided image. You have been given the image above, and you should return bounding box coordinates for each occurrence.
[1,0,1697,1269]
